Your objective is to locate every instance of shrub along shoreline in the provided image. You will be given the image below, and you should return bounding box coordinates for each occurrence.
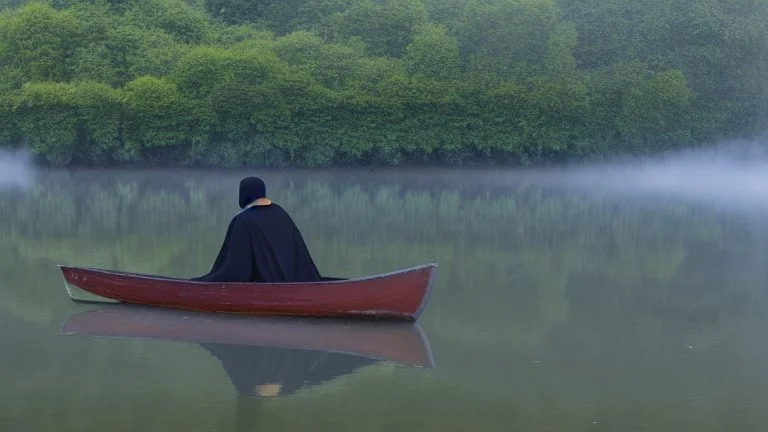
[1,0,766,168]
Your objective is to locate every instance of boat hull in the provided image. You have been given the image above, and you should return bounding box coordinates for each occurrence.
[59,264,436,321]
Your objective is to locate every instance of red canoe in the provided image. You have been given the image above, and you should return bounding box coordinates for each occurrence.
[61,305,435,367]
[58,263,437,321]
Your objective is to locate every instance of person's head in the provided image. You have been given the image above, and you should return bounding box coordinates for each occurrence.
[239,176,267,209]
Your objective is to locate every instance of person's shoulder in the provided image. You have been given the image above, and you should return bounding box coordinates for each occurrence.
[270,202,289,212]
[270,202,297,218]
[254,202,298,223]
[229,210,251,227]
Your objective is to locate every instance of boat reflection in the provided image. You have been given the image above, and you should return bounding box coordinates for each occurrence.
[60,305,435,398]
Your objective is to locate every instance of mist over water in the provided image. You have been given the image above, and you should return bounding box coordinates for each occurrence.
[0,149,35,191]
[4,136,768,212]
[515,138,768,211]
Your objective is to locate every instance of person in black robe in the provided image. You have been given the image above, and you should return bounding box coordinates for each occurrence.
[191,176,325,283]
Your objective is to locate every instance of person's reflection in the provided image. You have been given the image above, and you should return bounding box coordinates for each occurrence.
[199,343,380,397]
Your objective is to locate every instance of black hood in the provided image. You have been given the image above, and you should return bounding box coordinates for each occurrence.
[239,176,266,209]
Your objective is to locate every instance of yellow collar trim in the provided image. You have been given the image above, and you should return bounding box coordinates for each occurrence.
[245,198,272,209]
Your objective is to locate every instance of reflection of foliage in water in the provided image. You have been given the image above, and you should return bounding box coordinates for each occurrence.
[1,169,768,431]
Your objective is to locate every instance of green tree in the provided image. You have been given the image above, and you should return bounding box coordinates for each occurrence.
[204,0,354,34]
[455,0,560,79]
[0,2,82,82]
[128,0,210,44]
[404,23,460,80]
[0,93,18,147]
[15,82,80,166]
[74,81,125,164]
[122,76,190,163]
[322,0,430,58]
[559,0,768,139]
[617,69,695,152]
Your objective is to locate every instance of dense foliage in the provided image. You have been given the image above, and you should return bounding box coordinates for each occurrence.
[0,0,766,167]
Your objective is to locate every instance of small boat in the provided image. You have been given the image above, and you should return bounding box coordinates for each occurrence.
[61,305,436,368]
[58,263,437,321]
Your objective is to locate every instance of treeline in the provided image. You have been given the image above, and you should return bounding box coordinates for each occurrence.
[0,0,766,167]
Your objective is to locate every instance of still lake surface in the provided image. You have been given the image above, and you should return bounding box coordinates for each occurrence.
[2,164,768,431]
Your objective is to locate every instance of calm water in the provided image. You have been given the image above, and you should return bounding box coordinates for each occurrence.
[2,166,768,431]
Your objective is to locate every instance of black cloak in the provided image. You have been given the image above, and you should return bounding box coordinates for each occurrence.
[191,176,324,283]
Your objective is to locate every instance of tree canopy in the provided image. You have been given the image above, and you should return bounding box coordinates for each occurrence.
[0,0,766,167]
